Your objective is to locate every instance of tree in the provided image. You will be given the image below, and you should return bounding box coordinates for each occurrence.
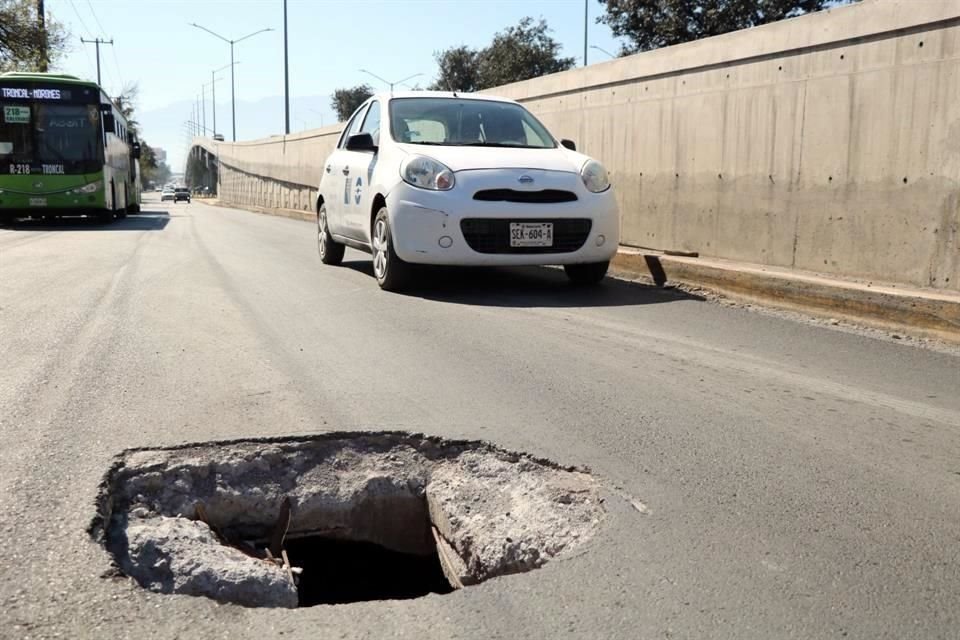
[139,141,171,188]
[597,0,856,54]
[476,18,576,88]
[113,83,141,137]
[109,83,171,188]
[331,85,373,122]
[430,17,575,93]
[0,0,67,72]
[431,46,480,92]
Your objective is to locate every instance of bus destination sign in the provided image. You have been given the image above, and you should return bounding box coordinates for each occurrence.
[1,87,74,101]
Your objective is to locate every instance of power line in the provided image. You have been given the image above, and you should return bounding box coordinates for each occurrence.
[84,0,125,90]
[84,0,107,37]
[65,0,94,38]
[65,0,99,81]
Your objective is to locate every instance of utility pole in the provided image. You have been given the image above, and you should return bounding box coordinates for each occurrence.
[37,0,48,72]
[201,85,207,136]
[80,37,113,86]
[283,0,290,135]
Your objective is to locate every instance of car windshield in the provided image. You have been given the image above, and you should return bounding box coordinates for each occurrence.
[0,102,102,171]
[389,98,555,149]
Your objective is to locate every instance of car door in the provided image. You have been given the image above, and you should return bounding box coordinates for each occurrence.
[322,103,368,237]
[340,99,381,241]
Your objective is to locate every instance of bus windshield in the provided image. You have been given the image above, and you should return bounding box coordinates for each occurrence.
[0,102,102,172]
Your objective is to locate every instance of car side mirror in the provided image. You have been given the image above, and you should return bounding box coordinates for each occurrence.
[131,142,141,159]
[560,139,576,151]
[346,133,377,152]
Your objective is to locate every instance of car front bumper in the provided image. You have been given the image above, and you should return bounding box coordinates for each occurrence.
[386,169,619,266]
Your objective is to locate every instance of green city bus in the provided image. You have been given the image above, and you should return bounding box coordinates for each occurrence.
[0,72,141,225]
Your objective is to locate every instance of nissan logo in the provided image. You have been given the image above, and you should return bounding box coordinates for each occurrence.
[518,175,534,185]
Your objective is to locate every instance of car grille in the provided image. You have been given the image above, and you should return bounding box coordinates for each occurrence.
[473,189,577,204]
[460,218,592,254]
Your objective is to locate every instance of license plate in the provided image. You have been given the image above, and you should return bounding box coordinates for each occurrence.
[509,222,553,247]
[28,197,47,207]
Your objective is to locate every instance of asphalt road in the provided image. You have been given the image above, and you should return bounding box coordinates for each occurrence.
[2,195,959,639]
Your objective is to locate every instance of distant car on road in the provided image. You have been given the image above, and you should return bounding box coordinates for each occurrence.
[161,188,175,202]
[174,187,191,203]
[315,92,618,290]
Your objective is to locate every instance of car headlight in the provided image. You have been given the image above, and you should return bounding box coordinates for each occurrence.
[401,155,455,191]
[580,159,610,193]
[70,181,102,194]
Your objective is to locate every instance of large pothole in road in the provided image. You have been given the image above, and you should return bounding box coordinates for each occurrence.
[90,432,605,608]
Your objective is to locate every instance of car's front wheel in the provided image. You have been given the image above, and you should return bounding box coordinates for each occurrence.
[371,207,410,291]
[564,261,609,285]
[317,203,344,265]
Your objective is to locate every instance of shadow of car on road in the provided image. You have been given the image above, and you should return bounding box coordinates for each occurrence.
[340,259,703,309]
[4,210,171,231]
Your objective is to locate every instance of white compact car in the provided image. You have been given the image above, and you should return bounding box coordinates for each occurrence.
[316,92,619,290]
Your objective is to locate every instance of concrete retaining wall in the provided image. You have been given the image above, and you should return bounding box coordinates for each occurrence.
[197,0,960,291]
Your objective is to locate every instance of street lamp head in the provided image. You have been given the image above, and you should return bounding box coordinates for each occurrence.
[589,45,616,59]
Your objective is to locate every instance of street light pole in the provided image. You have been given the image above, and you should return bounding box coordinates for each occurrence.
[358,69,423,92]
[584,0,588,66]
[229,42,236,140]
[209,62,234,138]
[283,0,290,135]
[191,23,274,142]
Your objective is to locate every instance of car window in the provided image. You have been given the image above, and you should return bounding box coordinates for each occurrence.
[389,98,555,148]
[359,101,380,145]
[337,103,369,149]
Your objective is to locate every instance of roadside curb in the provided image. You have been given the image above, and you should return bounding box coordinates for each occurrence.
[612,250,960,344]
[205,199,313,222]
[196,198,960,344]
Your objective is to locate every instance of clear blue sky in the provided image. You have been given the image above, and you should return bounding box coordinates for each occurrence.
[46,0,625,126]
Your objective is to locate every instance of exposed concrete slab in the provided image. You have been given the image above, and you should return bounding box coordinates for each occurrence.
[93,433,606,608]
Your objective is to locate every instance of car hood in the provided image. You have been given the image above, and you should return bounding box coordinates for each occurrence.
[396,144,586,174]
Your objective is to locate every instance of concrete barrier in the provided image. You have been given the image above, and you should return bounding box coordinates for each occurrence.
[196,0,960,292]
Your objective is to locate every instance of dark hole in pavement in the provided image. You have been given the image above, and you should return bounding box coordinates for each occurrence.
[285,536,453,606]
[92,433,606,609]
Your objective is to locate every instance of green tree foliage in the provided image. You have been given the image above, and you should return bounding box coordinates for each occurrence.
[0,0,67,72]
[597,0,857,54]
[111,83,171,187]
[139,141,171,188]
[113,83,141,136]
[477,18,576,88]
[432,46,480,93]
[330,84,373,122]
[431,17,575,92]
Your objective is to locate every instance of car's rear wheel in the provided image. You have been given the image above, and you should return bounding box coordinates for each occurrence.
[564,261,609,285]
[372,207,410,291]
[317,203,344,265]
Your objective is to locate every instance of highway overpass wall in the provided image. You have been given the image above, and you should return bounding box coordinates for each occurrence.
[199,0,960,291]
